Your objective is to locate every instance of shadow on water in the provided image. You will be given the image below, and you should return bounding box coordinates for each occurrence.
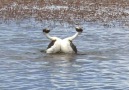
[40,48,116,62]
[40,49,76,61]
[44,54,77,61]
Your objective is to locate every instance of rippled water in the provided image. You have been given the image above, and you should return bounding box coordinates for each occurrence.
[0,20,129,90]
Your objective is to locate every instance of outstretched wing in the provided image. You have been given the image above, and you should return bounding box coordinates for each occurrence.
[47,40,56,49]
[70,41,77,53]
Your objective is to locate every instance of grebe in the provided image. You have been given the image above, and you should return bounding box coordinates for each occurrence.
[43,28,62,53]
[43,27,83,54]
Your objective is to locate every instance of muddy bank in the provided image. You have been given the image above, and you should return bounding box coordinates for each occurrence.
[0,0,129,26]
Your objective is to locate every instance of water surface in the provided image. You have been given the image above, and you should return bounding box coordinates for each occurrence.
[0,19,129,90]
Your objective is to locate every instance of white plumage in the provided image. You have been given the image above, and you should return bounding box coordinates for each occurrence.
[43,27,83,54]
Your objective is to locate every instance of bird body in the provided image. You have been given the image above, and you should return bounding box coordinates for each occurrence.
[43,27,83,54]
[60,38,77,53]
[46,37,62,53]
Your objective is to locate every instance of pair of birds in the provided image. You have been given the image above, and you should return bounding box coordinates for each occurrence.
[43,27,83,54]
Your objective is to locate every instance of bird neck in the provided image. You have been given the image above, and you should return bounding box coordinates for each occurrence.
[45,33,54,40]
[69,32,80,41]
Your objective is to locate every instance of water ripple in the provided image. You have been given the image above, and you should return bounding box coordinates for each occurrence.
[0,21,129,90]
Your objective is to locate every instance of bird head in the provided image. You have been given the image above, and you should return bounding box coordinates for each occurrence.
[43,28,50,33]
[75,27,83,32]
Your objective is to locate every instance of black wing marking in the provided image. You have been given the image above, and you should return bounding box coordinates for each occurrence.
[47,40,56,49]
[70,41,77,53]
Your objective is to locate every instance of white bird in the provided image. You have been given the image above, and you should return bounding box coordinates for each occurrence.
[43,27,83,54]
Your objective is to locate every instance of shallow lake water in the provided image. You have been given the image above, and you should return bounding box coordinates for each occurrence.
[0,19,129,90]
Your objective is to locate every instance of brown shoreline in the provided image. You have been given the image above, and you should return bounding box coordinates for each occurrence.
[0,0,129,26]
